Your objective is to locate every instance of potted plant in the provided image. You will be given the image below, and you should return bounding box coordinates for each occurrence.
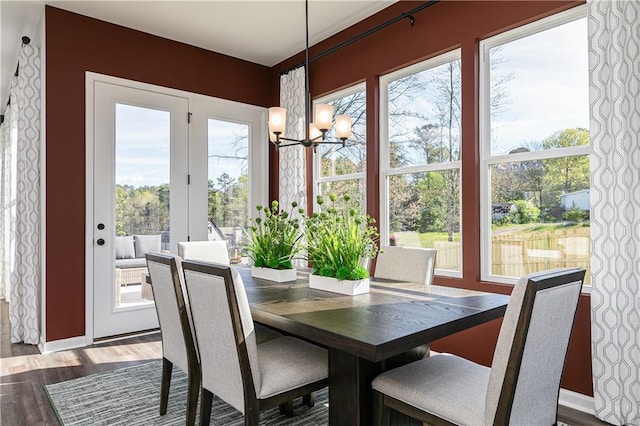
[245,200,304,282]
[305,193,379,295]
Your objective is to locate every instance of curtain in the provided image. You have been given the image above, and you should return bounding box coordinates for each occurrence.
[278,67,307,266]
[0,99,13,301]
[589,1,640,424]
[1,43,42,344]
[278,67,306,209]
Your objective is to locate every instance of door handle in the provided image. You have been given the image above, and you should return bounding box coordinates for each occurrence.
[97,238,105,246]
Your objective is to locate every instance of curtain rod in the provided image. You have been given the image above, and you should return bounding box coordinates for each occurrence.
[2,36,31,123]
[279,0,438,76]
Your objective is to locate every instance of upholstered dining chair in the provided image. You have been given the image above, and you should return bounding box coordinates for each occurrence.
[146,253,200,426]
[178,240,230,265]
[374,246,437,285]
[177,240,281,344]
[181,260,329,426]
[372,267,585,426]
[375,246,438,369]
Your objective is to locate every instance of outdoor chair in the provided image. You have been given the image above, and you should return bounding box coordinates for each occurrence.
[181,260,329,426]
[372,267,585,426]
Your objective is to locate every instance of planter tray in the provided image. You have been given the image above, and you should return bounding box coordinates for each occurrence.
[308,274,370,295]
[251,266,297,282]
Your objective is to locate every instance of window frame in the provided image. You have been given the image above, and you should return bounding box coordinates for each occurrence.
[379,49,463,278]
[479,5,590,288]
[312,82,367,212]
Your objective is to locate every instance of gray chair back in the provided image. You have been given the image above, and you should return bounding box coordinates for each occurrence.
[485,267,585,425]
[145,253,197,374]
[178,240,230,264]
[182,261,260,414]
[374,246,437,285]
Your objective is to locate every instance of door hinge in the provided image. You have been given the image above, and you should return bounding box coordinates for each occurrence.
[187,235,191,242]
[187,174,191,185]
[187,112,192,123]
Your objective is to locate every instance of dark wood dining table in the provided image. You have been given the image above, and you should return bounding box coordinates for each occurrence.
[238,267,510,426]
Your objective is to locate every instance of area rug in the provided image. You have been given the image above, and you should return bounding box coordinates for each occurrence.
[45,360,328,425]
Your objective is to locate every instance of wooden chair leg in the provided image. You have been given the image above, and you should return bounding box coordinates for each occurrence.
[374,390,391,426]
[186,374,200,426]
[244,407,260,426]
[281,400,294,417]
[200,389,213,426]
[302,392,315,407]
[160,358,173,415]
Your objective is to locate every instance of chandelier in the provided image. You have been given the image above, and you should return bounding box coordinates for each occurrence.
[268,0,352,152]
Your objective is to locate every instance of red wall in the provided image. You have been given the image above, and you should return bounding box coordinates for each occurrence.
[45,6,273,341]
[272,1,592,395]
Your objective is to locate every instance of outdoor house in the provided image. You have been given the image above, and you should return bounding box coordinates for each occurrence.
[1,1,638,425]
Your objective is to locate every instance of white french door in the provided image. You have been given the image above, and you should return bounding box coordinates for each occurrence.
[91,81,189,339]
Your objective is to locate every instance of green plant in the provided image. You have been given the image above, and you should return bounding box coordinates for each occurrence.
[305,193,379,281]
[245,200,304,270]
[563,205,587,224]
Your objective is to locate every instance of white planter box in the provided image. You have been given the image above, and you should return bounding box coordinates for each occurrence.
[251,266,297,282]
[308,274,370,295]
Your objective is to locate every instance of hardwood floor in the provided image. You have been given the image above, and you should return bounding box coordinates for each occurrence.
[0,300,610,426]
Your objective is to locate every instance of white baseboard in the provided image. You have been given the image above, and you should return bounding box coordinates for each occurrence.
[40,335,89,353]
[559,388,594,415]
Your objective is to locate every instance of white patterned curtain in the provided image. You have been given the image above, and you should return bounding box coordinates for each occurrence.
[1,43,41,344]
[278,67,307,266]
[0,97,14,301]
[589,1,640,424]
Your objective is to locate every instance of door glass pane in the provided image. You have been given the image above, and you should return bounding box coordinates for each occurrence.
[115,104,170,307]
[207,119,249,264]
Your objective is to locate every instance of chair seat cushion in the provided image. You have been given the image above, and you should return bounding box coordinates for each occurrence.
[257,336,328,399]
[372,353,489,426]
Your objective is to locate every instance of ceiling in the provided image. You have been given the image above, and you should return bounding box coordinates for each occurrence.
[0,0,397,111]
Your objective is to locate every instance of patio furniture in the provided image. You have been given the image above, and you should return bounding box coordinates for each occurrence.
[115,234,161,303]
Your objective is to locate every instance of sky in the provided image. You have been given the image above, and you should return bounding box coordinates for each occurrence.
[115,107,248,187]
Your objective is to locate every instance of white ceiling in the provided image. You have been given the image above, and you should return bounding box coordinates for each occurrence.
[0,0,397,111]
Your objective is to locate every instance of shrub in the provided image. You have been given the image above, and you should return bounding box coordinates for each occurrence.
[563,206,587,224]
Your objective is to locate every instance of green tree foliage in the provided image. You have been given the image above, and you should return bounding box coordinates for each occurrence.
[115,184,169,236]
[491,128,589,224]
[541,128,590,217]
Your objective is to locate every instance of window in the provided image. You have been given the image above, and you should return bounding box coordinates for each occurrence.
[313,83,366,211]
[380,50,462,276]
[480,7,590,285]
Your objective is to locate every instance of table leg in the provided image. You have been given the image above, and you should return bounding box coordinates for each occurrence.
[328,348,382,426]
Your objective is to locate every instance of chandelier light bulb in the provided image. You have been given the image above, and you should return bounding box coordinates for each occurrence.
[315,104,334,131]
[335,115,352,140]
[268,107,286,135]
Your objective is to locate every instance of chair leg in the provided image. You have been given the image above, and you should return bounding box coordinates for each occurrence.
[374,390,391,426]
[160,358,173,416]
[186,374,200,426]
[302,392,315,407]
[199,389,213,426]
[244,407,260,426]
[281,400,294,417]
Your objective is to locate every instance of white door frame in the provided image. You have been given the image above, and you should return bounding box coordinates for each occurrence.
[85,72,268,344]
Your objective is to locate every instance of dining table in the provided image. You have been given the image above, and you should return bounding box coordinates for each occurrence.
[238,267,510,426]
